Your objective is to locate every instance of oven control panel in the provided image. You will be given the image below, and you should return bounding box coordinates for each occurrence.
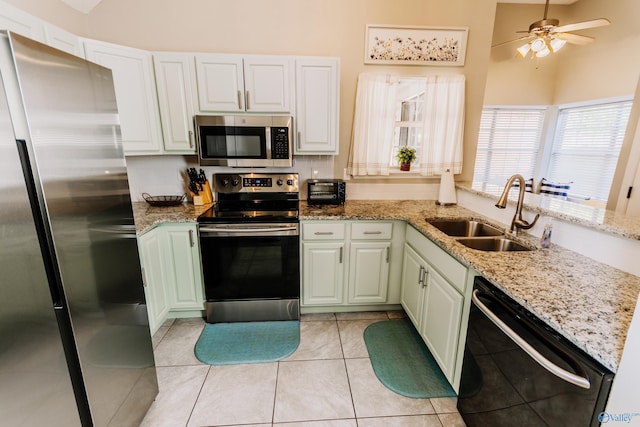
[213,173,299,193]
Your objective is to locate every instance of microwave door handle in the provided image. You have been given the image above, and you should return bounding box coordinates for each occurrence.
[471,290,591,389]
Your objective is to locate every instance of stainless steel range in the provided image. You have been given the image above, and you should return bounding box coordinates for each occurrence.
[197,173,300,323]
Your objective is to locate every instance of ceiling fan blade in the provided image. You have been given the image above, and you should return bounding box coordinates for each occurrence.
[492,35,534,48]
[553,18,610,34]
[555,32,595,45]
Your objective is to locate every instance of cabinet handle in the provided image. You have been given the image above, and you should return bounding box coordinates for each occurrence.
[189,229,194,247]
[141,267,147,288]
[422,267,429,287]
[339,246,343,263]
[237,90,243,109]
[188,130,193,148]
[297,131,302,149]
[418,266,425,286]
[245,91,250,110]
[314,231,334,235]
[385,247,389,263]
[363,231,383,235]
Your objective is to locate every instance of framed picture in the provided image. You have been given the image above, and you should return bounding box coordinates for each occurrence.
[364,24,469,66]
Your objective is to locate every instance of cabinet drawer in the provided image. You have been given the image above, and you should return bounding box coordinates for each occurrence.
[406,225,467,293]
[351,222,393,240]
[302,222,346,240]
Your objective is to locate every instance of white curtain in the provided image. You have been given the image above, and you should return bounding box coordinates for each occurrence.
[347,73,397,176]
[417,74,465,176]
[347,72,465,177]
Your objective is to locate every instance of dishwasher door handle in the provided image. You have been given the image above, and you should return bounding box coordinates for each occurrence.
[472,289,591,389]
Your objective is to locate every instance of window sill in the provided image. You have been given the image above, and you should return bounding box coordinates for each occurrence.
[346,169,437,180]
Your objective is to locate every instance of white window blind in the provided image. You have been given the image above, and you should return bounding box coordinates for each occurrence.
[473,107,546,192]
[548,100,632,202]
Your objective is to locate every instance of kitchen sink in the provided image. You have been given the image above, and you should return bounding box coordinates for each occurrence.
[457,237,533,252]
[427,219,504,237]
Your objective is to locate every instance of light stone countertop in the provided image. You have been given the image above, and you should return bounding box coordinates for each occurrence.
[458,182,640,240]
[132,199,640,373]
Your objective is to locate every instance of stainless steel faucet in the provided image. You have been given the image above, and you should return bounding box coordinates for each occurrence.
[495,174,540,234]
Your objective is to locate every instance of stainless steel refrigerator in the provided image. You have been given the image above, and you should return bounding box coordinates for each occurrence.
[0,31,158,426]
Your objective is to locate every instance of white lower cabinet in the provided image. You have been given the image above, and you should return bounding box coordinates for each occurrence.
[348,241,390,304]
[302,241,345,305]
[301,221,403,309]
[400,225,470,387]
[138,223,205,334]
[137,227,170,335]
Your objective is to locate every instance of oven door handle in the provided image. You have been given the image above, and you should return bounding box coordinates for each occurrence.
[199,225,299,236]
[472,289,591,389]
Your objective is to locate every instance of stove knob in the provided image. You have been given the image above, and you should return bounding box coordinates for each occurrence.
[232,178,240,186]
[277,179,283,186]
[287,179,294,186]
[221,178,230,186]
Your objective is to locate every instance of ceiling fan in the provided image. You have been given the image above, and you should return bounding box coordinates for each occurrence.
[493,0,610,58]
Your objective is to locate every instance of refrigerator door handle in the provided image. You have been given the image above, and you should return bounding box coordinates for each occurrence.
[15,139,65,309]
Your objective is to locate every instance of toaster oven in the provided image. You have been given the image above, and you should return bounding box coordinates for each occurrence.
[307,179,346,205]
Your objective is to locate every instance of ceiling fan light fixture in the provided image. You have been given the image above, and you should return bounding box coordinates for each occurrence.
[517,43,531,58]
[536,46,551,58]
[530,38,546,52]
[549,37,566,52]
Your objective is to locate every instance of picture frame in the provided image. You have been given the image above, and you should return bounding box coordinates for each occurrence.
[364,24,469,66]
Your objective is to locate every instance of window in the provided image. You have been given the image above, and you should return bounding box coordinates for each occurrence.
[473,107,546,193]
[391,79,425,167]
[348,73,464,177]
[474,99,632,203]
[547,100,632,202]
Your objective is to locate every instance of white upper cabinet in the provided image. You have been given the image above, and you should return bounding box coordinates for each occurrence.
[195,53,293,113]
[43,25,83,57]
[243,56,293,113]
[0,2,83,58]
[153,52,198,154]
[295,57,340,154]
[0,2,45,42]
[84,38,163,155]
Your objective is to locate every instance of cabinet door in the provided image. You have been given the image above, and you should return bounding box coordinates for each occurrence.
[153,53,197,153]
[0,2,45,42]
[421,266,463,382]
[348,242,390,304]
[243,56,293,113]
[295,57,340,154]
[84,39,163,154]
[400,243,427,329]
[138,229,170,335]
[302,242,345,305]
[161,224,205,311]
[194,53,244,112]
[43,24,83,57]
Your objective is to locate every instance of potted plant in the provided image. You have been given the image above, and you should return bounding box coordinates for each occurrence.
[396,146,417,171]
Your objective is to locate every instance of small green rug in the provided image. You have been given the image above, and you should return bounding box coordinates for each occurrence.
[364,319,456,398]
[194,321,300,365]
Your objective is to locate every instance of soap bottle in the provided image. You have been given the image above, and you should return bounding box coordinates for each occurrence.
[540,220,552,248]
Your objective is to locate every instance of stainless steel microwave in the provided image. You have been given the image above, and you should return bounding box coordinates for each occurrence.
[195,115,293,167]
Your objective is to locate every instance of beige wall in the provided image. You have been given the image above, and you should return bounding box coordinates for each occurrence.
[4,0,498,183]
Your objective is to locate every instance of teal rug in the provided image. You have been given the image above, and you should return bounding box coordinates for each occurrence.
[364,319,456,398]
[194,321,300,365]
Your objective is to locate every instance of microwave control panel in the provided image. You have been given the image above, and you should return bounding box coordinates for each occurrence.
[271,127,290,159]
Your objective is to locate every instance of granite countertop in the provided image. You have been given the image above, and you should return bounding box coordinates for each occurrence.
[132,199,640,373]
[458,182,640,240]
[132,201,213,234]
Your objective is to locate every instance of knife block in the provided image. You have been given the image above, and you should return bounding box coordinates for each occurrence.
[190,180,213,206]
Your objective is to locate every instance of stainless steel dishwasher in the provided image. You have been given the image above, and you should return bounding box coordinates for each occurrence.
[458,276,614,427]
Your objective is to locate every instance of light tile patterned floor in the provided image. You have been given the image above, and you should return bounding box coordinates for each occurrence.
[141,311,466,427]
